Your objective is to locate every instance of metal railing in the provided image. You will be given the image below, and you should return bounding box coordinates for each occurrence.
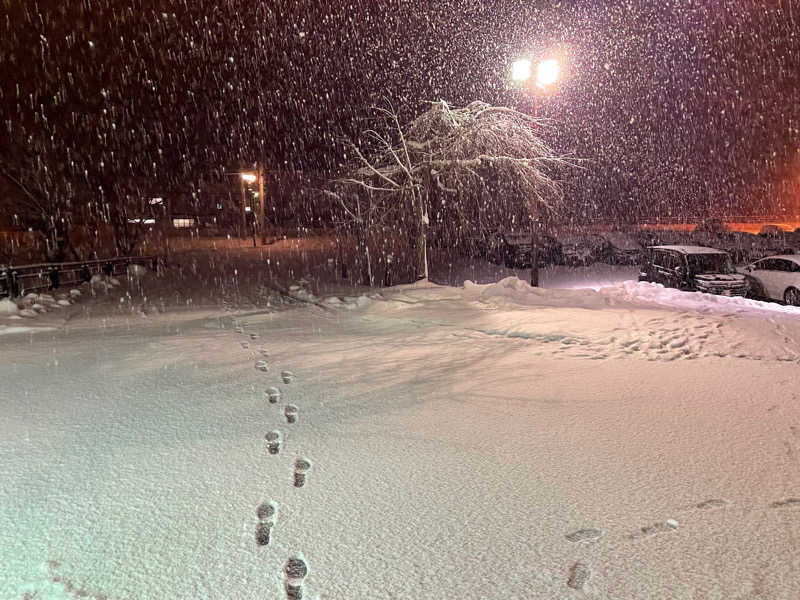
[1,256,160,299]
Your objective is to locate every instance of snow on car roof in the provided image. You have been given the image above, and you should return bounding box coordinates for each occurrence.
[601,232,641,249]
[648,245,729,254]
[755,254,800,263]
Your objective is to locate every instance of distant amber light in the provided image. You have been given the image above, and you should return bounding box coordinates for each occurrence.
[240,173,257,183]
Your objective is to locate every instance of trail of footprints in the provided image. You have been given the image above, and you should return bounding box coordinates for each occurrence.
[498,312,800,363]
[562,494,799,591]
[232,319,313,600]
[232,321,799,595]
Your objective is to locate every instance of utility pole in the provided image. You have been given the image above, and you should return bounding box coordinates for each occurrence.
[258,163,267,245]
[530,98,540,287]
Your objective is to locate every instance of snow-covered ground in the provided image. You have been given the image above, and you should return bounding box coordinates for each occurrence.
[2,261,800,599]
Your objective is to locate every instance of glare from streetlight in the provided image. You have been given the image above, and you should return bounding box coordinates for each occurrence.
[536,59,560,88]
[511,59,532,82]
[240,173,257,183]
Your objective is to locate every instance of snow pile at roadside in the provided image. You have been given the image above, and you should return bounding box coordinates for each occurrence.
[0,288,88,332]
[288,281,373,310]
[464,276,800,316]
[0,297,20,315]
[90,273,121,292]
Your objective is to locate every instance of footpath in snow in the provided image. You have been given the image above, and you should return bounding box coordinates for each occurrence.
[1,271,800,599]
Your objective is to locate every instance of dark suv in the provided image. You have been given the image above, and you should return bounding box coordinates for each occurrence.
[639,245,749,296]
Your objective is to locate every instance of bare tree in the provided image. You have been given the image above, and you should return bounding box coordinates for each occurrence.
[329,100,569,282]
[0,126,78,261]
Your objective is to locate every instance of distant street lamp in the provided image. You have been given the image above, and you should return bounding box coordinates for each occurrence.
[510,55,562,286]
[237,168,266,244]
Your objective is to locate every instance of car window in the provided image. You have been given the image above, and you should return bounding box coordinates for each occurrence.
[791,262,800,273]
[776,259,797,272]
[652,251,676,269]
[687,253,735,274]
[756,259,776,270]
[649,250,662,267]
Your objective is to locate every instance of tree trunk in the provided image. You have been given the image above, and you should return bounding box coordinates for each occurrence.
[413,181,429,281]
[355,224,371,286]
[45,217,74,262]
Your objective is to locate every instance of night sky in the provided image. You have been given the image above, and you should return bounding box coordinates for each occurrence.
[2,0,799,223]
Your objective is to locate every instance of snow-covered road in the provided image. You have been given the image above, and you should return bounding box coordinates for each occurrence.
[2,276,800,599]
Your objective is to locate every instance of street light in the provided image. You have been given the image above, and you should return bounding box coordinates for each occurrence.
[511,58,532,83]
[236,170,265,243]
[510,55,562,286]
[536,59,560,88]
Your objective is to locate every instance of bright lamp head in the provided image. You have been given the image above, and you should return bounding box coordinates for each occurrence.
[536,59,560,88]
[511,59,532,82]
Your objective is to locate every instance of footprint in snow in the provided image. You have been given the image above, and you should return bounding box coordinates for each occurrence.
[769,498,800,509]
[294,457,312,487]
[250,333,259,340]
[255,360,269,372]
[694,499,728,510]
[284,554,309,600]
[255,501,277,546]
[265,430,282,454]
[281,370,295,384]
[567,561,591,590]
[285,404,299,424]
[241,342,250,349]
[266,387,281,404]
[627,519,678,540]
[565,528,602,543]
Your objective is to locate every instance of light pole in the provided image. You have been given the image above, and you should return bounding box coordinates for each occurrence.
[240,168,268,245]
[240,172,256,240]
[511,56,561,286]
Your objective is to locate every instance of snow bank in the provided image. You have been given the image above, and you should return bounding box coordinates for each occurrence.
[0,325,57,336]
[464,276,800,317]
[0,297,20,315]
[464,277,611,309]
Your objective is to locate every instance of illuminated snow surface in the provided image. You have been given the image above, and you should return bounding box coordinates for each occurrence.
[2,269,800,599]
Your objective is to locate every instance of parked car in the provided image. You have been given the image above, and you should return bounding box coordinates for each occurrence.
[555,233,607,266]
[758,224,786,238]
[639,245,749,296]
[739,255,800,305]
[486,231,560,267]
[695,218,729,234]
[598,232,642,264]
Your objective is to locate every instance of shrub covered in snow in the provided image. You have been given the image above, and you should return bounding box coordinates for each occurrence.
[0,298,20,315]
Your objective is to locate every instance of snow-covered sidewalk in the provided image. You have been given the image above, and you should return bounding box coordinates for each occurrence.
[2,277,799,599]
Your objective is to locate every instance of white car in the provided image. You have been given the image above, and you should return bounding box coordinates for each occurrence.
[740,255,800,305]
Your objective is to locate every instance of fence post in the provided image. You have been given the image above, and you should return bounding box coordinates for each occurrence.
[10,269,20,298]
[103,262,114,277]
[81,264,92,283]
[48,266,61,290]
